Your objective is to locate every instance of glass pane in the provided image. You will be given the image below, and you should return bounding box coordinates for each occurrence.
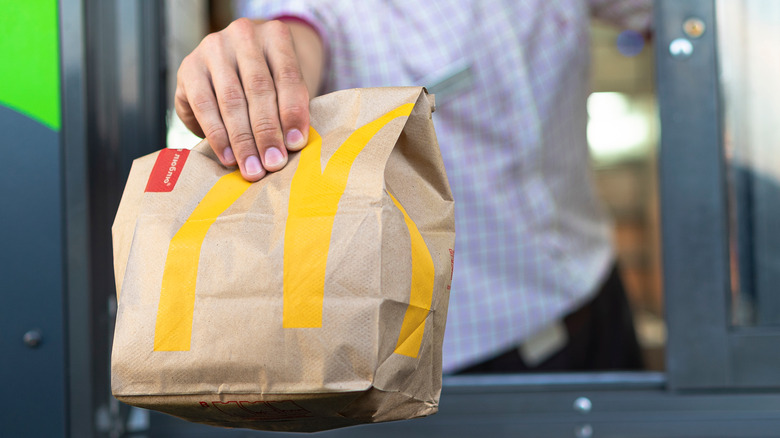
[589,21,664,370]
[718,0,780,326]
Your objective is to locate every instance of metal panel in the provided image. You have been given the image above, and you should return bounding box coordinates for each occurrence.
[656,0,731,389]
[729,329,780,387]
[0,106,68,438]
[658,0,780,391]
[0,2,68,435]
[60,0,95,436]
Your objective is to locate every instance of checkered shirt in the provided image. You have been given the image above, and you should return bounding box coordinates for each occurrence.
[237,0,652,373]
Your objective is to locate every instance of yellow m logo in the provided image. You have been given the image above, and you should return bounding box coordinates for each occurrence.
[154,103,434,358]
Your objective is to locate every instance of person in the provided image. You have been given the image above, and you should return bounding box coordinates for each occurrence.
[174,0,651,374]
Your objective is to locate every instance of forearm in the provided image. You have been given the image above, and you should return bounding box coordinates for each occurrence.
[282,20,325,97]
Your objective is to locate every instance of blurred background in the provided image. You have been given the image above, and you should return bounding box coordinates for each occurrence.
[5,0,780,437]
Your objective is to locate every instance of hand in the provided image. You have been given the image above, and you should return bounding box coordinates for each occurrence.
[175,18,323,181]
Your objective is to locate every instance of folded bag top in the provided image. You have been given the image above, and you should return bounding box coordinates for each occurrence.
[111,87,455,432]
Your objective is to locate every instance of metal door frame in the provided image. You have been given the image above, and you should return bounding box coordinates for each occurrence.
[658,0,780,390]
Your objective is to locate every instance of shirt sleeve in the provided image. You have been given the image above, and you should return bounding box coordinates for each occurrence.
[235,1,330,46]
[588,0,654,32]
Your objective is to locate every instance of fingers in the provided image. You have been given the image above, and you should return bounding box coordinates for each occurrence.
[206,33,269,181]
[174,18,314,182]
[261,20,311,152]
[174,82,205,138]
[232,19,288,173]
[176,50,237,169]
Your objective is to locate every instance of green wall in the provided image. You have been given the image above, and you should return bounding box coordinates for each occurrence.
[0,0,61,130]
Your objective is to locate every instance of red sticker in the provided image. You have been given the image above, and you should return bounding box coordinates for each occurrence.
[145,149,190,192]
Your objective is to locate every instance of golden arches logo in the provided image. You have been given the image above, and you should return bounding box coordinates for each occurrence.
[153,103,433,358]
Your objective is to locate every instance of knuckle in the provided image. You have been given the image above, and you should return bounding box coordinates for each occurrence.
[200,33,216,46]
[192,96,217,113]
[274,66,304,85]
[220,85,246,110]
[264,19,291,38]
[230,17,253,30]
[245,73,276,97]
[230,131,257,149]
[228,17,255,38]
[251,117,281,139]
[204,124,228,143]
[200,33,222,52]
[280,104,307,123]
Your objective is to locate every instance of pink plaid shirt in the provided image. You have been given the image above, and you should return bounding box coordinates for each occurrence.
[238,0,652,373]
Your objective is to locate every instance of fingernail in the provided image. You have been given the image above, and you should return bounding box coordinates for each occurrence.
[286,129,305,148]
[264,147,285,167]
[245,155,265,176]
[223,146,236,164]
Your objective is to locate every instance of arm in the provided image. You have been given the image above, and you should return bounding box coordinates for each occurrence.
[589,0,653,32]
[175,18,324,182]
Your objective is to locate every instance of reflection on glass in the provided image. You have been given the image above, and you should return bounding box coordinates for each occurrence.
[587,92,657,163]
[718,0,780,326]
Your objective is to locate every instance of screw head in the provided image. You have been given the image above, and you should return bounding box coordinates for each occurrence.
[573,396,592,413]
[23,330,42,348]
[576,424,594,438]
[683,18,706,38]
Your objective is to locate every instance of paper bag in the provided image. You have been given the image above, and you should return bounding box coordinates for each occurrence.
[111,87,455,432]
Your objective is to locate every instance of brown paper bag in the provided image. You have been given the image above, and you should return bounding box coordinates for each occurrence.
[111,87,455,432]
